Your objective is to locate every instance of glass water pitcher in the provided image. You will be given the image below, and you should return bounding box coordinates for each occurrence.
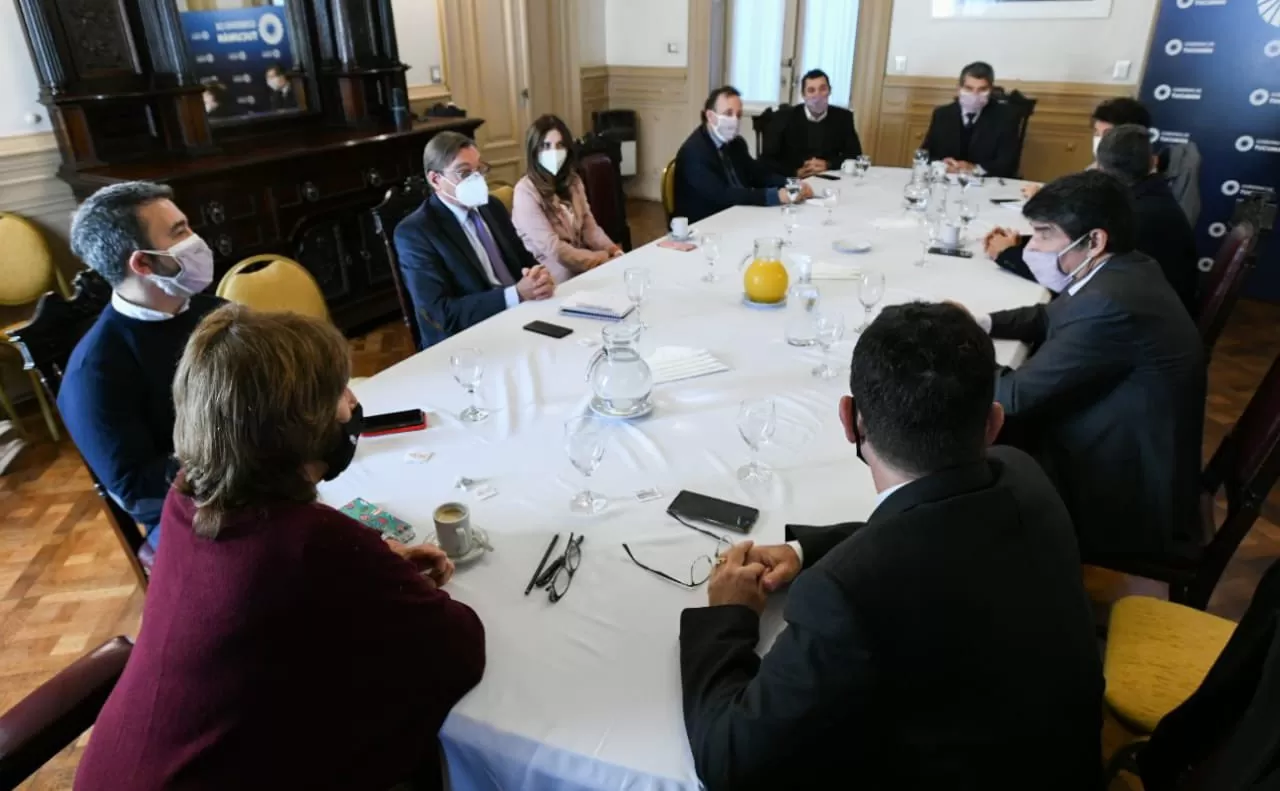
[586,322,653,418]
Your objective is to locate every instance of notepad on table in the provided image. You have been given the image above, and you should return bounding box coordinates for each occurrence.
[646,347,730,385]
[559,292,636,321]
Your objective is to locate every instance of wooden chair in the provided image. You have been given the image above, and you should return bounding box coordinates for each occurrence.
[372,175,431,352]
[0,212,70,441]
[6,270,153,589]
[1087,349,1280,611]
[994,88,1037,179]
[0,636,133,788]
[750,105,782,156]
[215,255,330,321]
[660,159,677,221]
[489,182,515,213]
[575,132,632,251]
[1197,195,1271,352]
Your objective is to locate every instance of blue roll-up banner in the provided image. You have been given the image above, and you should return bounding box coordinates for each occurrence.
[180,6,295,121]
[1140,0,1280,299]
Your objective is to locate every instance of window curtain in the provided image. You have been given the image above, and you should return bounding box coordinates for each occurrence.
[727,0,786,104]
[797,0,860,107]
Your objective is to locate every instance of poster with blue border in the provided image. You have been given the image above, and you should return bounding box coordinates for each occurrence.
[180,6,295,120]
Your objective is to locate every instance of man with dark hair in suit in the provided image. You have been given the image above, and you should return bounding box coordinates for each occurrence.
[394,131,555,348]
[680,302,1104,791]
[975,170,1205,557]
[761,69,862,178]
[673,86,810,224]
[920,61,1020,177]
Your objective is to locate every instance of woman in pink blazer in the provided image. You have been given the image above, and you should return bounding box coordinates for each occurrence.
[512,114,623,284]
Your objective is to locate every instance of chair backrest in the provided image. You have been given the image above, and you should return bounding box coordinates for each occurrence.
[0,636,132,788]
[0,212,63,307]
[996,89,1037,179]
[575,133,632,252]
[660,159,677,221]
[372,175,431,351]
[1192,350,1280,609]
[5,270,150,587]
[1197,197,1267,351]
[489,182,515,213]
[215,255,330,321]
[751,106,777,155]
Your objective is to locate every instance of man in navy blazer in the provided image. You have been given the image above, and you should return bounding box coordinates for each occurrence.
[673,86,811,225]
[394,131,554,348]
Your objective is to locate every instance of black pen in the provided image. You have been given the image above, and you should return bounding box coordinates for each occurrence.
[525,533,560,595]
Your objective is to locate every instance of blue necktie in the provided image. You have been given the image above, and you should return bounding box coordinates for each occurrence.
[467,211,515,287]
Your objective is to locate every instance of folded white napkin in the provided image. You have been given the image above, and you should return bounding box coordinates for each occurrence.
[646,347,730,385]
[810,262,863,280]
[559,292,635,321]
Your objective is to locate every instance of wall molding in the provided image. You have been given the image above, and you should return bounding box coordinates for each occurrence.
[871,75,1134,182]
[0,134,76,243]
[407,84,452,104]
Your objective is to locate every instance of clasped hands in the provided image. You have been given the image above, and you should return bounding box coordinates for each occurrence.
[707,540,802,614]
[516,264,555,301]
[387,539,455,591]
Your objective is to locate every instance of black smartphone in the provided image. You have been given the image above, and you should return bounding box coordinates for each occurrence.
[668,490,760,534]
[929,246,974,259]
[524,320,573,339]
[362,408,427,437]
[990,198,1022,206]
[813,173,841,181]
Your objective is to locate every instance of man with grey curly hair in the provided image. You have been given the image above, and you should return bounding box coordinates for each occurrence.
[58,181,224,549]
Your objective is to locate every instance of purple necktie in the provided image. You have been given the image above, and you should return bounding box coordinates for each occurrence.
[467,211,516,287]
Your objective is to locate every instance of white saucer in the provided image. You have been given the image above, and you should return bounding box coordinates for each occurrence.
[833,238,873,254]
[667,228,697,242]
[589,397,655,420]
[428,526,491,566]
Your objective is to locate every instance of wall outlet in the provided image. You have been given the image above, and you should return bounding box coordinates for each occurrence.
[1112,60,1131,81]
[894,55,907,73]
[667,42,680,54]
[430,65,443,84]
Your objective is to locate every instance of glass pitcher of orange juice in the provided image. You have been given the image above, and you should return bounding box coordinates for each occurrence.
[739,237,789,304]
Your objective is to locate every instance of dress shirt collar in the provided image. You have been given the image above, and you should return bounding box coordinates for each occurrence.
[875,480,910,508]
[111,290,188,321]
[1067,255,1112,297]
[804,105,827,123]
[963,108,982,125]
[440,194,475,226]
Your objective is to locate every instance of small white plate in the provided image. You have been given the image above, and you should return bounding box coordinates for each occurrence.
[427,526,491,567]
[833,239,873,254]
[667,228,698,242]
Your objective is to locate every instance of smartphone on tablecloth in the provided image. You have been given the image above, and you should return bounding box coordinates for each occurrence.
[362,408,428,437]
[524,320,574,339]
[339,498,416,544]
[668,490,760,534]
[813,173,841,181]
[929,246,974,259]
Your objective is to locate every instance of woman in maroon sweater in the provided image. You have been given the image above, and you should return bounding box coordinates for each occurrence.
[75,305,485,791]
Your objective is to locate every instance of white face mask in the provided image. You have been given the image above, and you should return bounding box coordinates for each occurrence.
[142,234,215,298]
[711,113,740,143]
[444,172,490,209]
[1022,234,1094,294]
[538,148,568,175]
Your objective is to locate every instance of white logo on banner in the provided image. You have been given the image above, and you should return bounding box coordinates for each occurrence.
[1178,0,1194,7]
[1165,39,1216,54]
[1268,40,1280,57]
[1209,222,1228,238]
[1166,39,1185,55]
[1252,88,1273,106]
[1261,0,1280,26]
[195,53,214,64]
[258,12,286,46]
[1199,257,1215,273]
[1238,136,1257,152]
[1149,127,1162,143]
[1222,180,1242,196]
[1155,85,1173,101]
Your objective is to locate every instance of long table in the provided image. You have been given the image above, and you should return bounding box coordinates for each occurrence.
[316,167,1047,790]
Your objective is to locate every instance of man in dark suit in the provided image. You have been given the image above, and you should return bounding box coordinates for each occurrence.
[394,131,554,348]
[987,125,1199,314]
[265,65,297,111]
[975,171,1205,557]
[761,69,862,178]
[680,302,1104,791]
[673,86,810,225]
[920,61,1020,178]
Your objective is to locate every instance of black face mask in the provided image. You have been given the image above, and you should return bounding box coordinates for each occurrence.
[322,403,363,482]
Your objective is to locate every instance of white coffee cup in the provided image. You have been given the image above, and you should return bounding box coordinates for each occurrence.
[939,223,961,248]
[670,216,690,238]
[433,502,473,557]
[841,159,857,175]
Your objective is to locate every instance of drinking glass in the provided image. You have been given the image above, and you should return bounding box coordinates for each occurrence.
[565,416,608,514]
[624,267,651,329]
[857,270,886,332]
[855,154,871,179]
[450,347,490,422]
[785,177,803,203]
[958,194,981,243]
[903,180,929,218]
[700,232,721,282]
[822,187,841,226]
[913,148,929,168]
[812,312,846,380]
[916,216,941,268]
[736,398,777,483]
[781,204,800,245]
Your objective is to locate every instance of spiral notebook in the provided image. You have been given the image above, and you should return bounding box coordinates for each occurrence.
[559,292,636,322]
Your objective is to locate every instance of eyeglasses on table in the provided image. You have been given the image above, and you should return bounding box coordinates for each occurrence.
[535,532,583,603]
[623,514,734,588]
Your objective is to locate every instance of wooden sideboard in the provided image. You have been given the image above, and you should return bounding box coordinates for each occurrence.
[68,118,482,332]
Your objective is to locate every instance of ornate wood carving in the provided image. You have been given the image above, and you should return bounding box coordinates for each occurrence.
[54,0,137,77]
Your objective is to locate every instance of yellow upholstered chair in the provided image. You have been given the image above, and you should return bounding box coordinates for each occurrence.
[0,212,69,440]
[1101,595,1236,779]
[489,182,515,213]
[660,159,677,220]
[215,255,329,321]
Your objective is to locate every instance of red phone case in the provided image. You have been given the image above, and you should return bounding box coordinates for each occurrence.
[361,417,428,437]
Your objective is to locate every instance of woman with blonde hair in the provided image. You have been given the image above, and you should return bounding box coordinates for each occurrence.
[75,304,484,791]
[511,113,623,283]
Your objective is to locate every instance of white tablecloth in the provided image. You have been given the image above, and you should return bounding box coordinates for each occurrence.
[316,168,1047,790]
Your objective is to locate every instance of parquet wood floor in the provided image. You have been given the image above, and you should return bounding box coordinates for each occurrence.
[2,199,1276,789]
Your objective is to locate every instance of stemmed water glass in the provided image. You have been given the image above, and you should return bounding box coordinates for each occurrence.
[855,154,871,180]
[565,416,608,514]
[781,204,800,245]
[812,312,846,380]
[903,180,929,219]
[700,232,721,282]
[822,187,841,226]
[958,193,981,245]
[450,347,489,423]
[624,267,651,329]
[736,398,777,483]
[784,177,803,203]
[857,270,885,332]
[916,215,941,268]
